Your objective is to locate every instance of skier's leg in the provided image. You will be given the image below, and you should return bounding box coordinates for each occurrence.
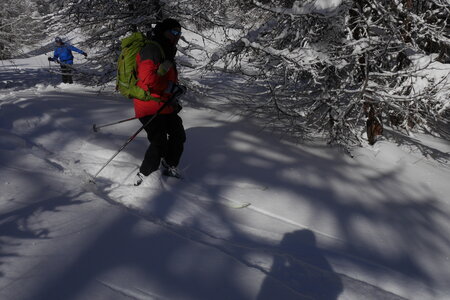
[139,115,168,176]
[165,114,186,168]
[67,67,73,84]
[61,65,68,83]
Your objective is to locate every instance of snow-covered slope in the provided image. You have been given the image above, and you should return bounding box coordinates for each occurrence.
[1,54,449,300]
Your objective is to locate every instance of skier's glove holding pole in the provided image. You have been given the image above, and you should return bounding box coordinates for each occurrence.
[172,84,186,98]
[164,82,186,97]
[48,57,60,64]
[166,83,186,114]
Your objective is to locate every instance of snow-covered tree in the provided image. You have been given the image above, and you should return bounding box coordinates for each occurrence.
[0,0,45,59]
[169,0,450,146]
[46,0,450,147]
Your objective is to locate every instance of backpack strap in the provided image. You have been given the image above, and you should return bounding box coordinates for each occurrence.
[139,40,166,64]
[147,41,165,61]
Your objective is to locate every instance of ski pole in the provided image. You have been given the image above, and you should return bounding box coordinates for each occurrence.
[89,88,185,183]
[93,117,137,132]
[90,105,168,183]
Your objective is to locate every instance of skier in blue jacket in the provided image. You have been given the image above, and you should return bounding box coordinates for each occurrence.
[48,37,87,84]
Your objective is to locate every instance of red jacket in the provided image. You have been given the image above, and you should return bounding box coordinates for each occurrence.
[133,41,178,117]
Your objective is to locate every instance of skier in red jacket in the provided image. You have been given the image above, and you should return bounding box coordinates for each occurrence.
[133,18,186,186]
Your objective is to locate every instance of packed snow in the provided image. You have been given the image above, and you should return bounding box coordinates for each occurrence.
[1,48,450,299]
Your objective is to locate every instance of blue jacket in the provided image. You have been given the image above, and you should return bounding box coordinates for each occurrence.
[53,43,85,64]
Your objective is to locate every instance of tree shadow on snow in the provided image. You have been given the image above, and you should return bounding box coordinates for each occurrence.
[0,68,60,90]
[81,112,449,298]
[0,191,88,279]
[2,86,449,299]
[177,118,450,296]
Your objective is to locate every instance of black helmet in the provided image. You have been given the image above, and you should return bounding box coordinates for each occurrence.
[154,18,181,37]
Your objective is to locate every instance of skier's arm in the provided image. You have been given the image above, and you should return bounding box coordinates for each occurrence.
[136,43,173,96]
[136,43,179,101]
[68,45,87,56]
[136,58,167,94]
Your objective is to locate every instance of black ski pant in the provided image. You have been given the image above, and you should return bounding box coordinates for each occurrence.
[61,65,73,84]
[139,113,186,176]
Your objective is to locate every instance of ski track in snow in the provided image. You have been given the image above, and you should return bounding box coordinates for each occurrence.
[22,127,409,300]
[0,141,439,300]
[0,89,443,300]
[97,279,167,300]
[73,159,417,300]
[80,176,403,300]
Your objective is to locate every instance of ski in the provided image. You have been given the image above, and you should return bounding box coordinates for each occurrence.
[162,169,183,179]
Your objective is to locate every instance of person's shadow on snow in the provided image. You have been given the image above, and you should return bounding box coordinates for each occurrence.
[257,229,343,300]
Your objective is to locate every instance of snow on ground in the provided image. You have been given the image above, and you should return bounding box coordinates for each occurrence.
[1,53,450,300]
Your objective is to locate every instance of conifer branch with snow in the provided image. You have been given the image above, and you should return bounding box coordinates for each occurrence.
[9,0,449,147]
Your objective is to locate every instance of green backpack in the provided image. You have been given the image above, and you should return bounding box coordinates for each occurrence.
[116,32,164,101]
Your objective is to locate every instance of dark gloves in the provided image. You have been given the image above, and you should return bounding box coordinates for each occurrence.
[164,81,186,96]
[48,57,60,63]
[172,84,186,98]
[169,84,186,114]
[172,99,183,114]
[83,53,88,58]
